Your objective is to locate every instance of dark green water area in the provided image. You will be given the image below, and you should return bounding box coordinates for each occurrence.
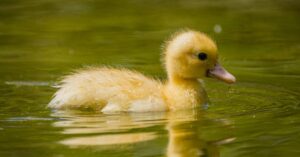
[0,0,299,157]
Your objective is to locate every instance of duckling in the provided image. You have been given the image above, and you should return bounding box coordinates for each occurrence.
[48,30,236,112]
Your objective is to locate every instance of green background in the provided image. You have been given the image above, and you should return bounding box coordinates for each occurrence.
[0,0,299,156]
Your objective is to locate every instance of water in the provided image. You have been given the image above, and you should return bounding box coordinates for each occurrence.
[0,0,300,156]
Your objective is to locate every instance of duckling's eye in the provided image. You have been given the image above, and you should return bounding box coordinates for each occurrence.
[198,52,207,61]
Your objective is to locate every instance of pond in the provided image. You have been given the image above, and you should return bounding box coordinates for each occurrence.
[0,0,300,157]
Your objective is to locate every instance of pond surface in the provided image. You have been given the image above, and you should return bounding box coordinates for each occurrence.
[0,0,300,157]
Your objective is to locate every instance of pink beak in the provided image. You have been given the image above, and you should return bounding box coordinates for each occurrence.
[207,63,236,84]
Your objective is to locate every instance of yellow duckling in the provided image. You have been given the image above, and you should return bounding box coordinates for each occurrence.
[48,30,236,112]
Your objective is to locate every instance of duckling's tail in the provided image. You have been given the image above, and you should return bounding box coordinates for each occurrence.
[48,83,86,109]
[48,85,70,109]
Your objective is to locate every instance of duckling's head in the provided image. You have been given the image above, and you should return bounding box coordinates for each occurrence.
[164,30,235,84]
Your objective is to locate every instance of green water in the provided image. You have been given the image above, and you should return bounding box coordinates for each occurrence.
[0,0,300,156]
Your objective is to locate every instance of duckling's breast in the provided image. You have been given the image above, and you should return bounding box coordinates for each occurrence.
[163,80,207,110]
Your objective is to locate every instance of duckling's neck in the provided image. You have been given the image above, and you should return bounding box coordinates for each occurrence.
[163,75,207,110]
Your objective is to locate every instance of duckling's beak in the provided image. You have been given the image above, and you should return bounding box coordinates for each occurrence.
[207,63,236,84]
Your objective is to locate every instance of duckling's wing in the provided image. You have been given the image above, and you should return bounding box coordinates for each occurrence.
[48,67,164,111]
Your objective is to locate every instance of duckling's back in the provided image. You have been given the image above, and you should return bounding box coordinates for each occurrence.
[48,67,166,112]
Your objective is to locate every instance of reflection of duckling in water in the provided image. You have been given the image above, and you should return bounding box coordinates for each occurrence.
[167,111,235,157]
[54,110,235,156]
[49,30,236,112]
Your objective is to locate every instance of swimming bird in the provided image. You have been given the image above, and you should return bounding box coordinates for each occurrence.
[48,30,236,112]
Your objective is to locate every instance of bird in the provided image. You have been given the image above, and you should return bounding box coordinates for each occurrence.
[48,29,236,112]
